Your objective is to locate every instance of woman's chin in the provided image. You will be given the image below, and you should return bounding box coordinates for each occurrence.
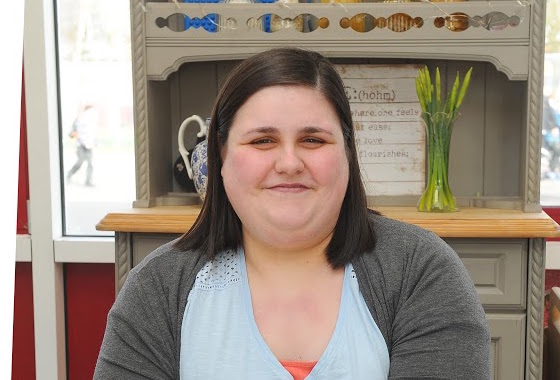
[265,211,312,231]
[237,204,338,249]
[261,218,332,245]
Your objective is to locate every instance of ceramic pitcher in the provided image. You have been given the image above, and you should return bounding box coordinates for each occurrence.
[178,115,209,201]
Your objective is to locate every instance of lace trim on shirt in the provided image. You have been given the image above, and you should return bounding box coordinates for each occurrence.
[192,249,241,291]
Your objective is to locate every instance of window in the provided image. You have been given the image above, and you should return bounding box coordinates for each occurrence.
[544,0,560,276]
[543,0,560,207]
[55,0,135,236]
[543,54,560,206]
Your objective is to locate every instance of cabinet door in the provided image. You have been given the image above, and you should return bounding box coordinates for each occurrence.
[132,233,181,266]
[486,313,526,380]
[447,239,527,309]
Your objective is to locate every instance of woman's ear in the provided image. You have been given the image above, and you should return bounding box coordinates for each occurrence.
[220,148,225,178]
[220,144,228,170]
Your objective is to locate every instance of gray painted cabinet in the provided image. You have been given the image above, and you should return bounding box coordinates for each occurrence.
[113,0,552,378]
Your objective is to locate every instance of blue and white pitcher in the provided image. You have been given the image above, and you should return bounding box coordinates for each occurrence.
[178,115,210,201]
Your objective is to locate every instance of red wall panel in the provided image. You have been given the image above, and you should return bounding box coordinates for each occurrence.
[65,264,114,380]
[13,67,34,380]
[12,263,36,380]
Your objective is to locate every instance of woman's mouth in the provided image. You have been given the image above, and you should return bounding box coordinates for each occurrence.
[268,183,310,193]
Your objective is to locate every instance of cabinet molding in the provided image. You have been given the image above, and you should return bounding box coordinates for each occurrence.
[526,0,546,211]
[449,239,527,309]
[487,313,526,380]
[115,232,132,295]
[526,238,545,380]
[131,0,150,204]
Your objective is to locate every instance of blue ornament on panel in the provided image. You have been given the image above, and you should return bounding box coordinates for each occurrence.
[178,115,209,201]
[191,139,208,201]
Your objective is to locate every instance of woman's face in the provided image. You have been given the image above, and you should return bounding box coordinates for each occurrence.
[221,85,350,250]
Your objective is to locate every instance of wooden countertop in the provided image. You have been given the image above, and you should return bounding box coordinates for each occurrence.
[96,206,560,238]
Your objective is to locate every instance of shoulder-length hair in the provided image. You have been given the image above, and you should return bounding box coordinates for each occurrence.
[174,47,376,268]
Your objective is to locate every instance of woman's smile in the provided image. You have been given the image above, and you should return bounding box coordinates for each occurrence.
[266,183,311,193]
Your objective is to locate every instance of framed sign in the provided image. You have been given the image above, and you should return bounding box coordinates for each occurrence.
[337,64,425,197]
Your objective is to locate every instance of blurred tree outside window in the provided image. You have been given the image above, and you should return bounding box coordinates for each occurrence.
[56,0,135,236]
[542,0,560,206]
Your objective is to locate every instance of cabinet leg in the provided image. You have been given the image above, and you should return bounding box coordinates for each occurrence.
[114,232,132,296]
[526,238,545,380]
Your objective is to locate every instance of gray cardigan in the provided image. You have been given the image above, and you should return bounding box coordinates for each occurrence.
[94,213,491,379]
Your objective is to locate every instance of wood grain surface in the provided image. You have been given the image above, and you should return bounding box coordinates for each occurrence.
[97,206,560,238]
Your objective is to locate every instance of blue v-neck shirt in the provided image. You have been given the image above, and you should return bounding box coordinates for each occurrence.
[180,248,390,379]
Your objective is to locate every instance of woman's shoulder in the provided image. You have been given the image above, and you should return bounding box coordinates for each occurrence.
[95,240,207,379]
[358,211,490,379]
[361,211,467,294]
[133,239,206,277]
[367,211,451,258]
[122,239,208,303]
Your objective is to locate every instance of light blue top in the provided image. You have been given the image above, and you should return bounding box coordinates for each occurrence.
[180,248,390,379]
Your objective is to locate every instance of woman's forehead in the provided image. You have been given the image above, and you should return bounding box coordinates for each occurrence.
[231,86,338,123]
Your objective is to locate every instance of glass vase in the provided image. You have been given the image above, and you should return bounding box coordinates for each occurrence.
[417,112,458,212]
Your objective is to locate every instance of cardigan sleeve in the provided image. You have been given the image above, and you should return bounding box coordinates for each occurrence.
[387,231,491,380]
[93,269,178,380]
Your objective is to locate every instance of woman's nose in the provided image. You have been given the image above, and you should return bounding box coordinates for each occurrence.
[274,146,304,175]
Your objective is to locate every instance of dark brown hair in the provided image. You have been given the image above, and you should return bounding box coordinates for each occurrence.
[174,47,376,268]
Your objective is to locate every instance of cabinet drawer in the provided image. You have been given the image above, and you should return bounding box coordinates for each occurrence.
[446,239,527,308]
[132,233,181,266]
[486,313,525,380]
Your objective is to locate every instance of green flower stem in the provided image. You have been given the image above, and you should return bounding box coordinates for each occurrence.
[415,66,471,212]
[417,112,458,212]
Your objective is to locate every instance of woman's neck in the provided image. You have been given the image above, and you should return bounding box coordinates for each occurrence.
[242,229,346,363]
[242,228,337,281]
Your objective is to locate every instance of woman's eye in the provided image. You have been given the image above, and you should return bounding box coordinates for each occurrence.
[251,138,274,145]
[301,137,324,145]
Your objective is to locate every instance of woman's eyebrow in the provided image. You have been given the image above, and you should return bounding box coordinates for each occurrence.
[301,126,334,135]
[242,126,278,136]
[242,126,335,136]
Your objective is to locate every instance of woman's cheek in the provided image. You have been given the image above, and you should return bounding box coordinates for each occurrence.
[226,150,267,186]
[315,151,348,182]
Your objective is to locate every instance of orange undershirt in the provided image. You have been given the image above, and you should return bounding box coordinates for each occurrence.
[279,360,317,380]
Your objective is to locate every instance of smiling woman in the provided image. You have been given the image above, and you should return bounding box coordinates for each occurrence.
[94,48,491,380]
[221,86,349,253]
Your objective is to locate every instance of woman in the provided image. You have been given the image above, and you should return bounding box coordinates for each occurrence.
[95,48,490,379]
